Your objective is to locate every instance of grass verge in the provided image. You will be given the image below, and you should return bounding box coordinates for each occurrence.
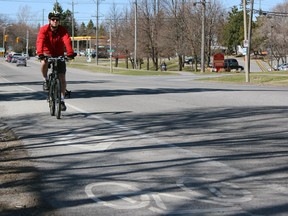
[197,72,288,86]
[68,57,288,86]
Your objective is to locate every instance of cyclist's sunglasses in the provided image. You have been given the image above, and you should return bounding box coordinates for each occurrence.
[50,18,59,21]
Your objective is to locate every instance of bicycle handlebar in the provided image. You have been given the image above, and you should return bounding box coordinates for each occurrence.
[46,56,67,63]
[37,55,72,62]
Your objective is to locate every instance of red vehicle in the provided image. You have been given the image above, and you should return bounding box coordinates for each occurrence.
[5,53,12,62]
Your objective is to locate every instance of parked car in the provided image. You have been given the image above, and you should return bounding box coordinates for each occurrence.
[11,53,23,63]
[279,64,288,71]
[5,53,13,62]
[79,50,86,56]
[23,54,30,60]
[274,63,288,71]
[224,58,244,71]
[184,57,201,64]
[16,57,27,67]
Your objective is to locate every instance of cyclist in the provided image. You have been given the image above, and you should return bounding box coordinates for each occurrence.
[36,11,75,111]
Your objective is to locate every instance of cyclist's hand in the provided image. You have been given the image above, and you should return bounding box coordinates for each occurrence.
[67,53,77,60]
[38,54,45,60]
[67,56,74,61]
[67,55,75,61]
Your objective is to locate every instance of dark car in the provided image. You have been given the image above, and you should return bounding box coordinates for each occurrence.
[16,57,27,67]
[224,58,244,71]
[184,57,201,65]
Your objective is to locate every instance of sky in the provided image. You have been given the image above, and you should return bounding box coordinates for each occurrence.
[0,0,286,25]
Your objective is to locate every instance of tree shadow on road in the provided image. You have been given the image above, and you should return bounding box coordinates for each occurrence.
[1,105,288,215]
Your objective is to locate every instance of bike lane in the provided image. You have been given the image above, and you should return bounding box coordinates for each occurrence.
[1,61,287,216]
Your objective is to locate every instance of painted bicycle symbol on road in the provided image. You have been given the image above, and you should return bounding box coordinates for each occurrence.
[85,177,253,214]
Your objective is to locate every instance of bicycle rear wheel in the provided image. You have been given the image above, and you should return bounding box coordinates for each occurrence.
[54,78,62,119]
[48,79,55,116]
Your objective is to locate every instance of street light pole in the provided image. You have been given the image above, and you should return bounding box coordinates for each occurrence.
[2,26,6,53]
[1,24,12,56]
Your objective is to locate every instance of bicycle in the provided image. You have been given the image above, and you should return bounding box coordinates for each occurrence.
[43,56,67,119]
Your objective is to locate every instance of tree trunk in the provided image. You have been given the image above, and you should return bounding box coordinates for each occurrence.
[114,58,119,67]
[178,54,183,71]
[146,56,150,70]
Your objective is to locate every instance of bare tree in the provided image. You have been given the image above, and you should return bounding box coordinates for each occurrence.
[206,1,227,65]
[162,0,188,71]
[118,7,135,68]
[255,1,288,66]
[107,3,125,67]
[17,6,34,24]
[138,0,161,70]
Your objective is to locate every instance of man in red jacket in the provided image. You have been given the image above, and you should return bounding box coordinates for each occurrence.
[36,11,75,111]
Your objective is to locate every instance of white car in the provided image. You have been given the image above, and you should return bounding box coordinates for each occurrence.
[274,63,288,71]
[279,64,288,71]
[11,53,23,63]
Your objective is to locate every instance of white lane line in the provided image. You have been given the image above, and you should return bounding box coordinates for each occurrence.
[55,135,116,151]
[0,76,35,92]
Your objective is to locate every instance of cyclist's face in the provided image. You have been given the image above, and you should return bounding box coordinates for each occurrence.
[49,17,60,28]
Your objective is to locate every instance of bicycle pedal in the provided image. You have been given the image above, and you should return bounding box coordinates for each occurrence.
[65,90,71,98]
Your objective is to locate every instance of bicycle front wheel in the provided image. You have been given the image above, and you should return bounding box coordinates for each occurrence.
[54,78,62,119]
[48,79,55,116]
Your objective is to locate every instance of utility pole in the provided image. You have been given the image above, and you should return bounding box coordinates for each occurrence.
[243,0,249,77]
[71,0,75,50]
[193,0,206,72]
[96,0,99,65]
[109,18,113,73]
[26,29,29,56]
[247,0,254,82]
[270,25,273,70]
[42,9,45,26]
[134,0,137,69]
[200,0,206,73]
[55,0,58,11]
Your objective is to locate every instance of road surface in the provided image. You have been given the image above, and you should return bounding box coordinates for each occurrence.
[0,58,287,216]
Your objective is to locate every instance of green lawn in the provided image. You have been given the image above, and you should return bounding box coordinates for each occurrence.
[198,72,288,87]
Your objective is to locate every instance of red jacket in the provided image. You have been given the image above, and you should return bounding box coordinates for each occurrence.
[36,24,74,57]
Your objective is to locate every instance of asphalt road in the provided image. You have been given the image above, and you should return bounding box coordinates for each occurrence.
[0,58,287,216]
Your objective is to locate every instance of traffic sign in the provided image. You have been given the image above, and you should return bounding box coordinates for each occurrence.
[243,40,249,48]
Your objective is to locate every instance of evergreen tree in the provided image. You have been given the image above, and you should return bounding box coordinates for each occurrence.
[222,6,244,54]
[78,22,87,36]
[86,20,95,36]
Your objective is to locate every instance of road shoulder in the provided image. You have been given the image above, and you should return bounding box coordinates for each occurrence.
[0,122,54,215]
